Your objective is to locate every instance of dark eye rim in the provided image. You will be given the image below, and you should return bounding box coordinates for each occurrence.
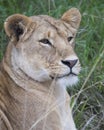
[67,36,73,42]
[39,39,52,45]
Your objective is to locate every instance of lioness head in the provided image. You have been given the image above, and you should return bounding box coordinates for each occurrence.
[4,8,81,87]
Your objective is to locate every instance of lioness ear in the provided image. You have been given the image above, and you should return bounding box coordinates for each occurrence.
[61,8,81,29]
[4,14,33,41]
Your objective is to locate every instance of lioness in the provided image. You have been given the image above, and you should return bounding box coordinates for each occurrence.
[0,8,81,130]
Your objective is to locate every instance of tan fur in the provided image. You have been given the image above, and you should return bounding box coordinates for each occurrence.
[0,8,81,130]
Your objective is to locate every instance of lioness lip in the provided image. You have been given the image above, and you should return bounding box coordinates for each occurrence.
[58,72,78,79]
[50,72,78,79]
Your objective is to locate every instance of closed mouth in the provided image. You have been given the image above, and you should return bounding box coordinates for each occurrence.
[50,72,78,79]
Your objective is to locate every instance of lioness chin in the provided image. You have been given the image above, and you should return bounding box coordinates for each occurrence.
[0,8,81,130]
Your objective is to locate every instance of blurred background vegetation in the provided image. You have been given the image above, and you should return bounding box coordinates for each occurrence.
[0,0,104,130]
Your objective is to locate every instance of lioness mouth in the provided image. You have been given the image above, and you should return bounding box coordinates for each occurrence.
[50,72,78,80]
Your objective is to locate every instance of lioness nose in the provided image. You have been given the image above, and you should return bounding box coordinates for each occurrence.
[61,59,78,68]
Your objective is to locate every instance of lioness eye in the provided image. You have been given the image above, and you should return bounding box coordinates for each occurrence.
[67,36,73,42]
[39,39,52,45]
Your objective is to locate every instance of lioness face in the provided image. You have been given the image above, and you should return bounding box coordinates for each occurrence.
[4,8,81,87]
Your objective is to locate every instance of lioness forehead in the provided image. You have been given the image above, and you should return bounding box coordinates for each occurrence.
[30,15,76,39]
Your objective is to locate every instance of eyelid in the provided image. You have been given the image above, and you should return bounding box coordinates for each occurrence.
[39,39,52,45]
[67,36,73,42]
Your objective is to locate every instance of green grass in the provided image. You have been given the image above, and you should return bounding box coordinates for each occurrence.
[0,0,104,129]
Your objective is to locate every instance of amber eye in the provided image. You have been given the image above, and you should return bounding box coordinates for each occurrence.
[67,36,73,42]
[39,39,52,45]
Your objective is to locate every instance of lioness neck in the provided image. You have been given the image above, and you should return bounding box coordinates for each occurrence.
[1,56,67,100]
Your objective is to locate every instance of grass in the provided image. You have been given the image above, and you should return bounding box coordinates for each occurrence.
[0,0,104,130]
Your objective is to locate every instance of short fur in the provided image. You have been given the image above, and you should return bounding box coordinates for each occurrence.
[0,8,81,130]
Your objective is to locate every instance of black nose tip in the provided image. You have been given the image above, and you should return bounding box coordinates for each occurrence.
[61,59,78,68]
